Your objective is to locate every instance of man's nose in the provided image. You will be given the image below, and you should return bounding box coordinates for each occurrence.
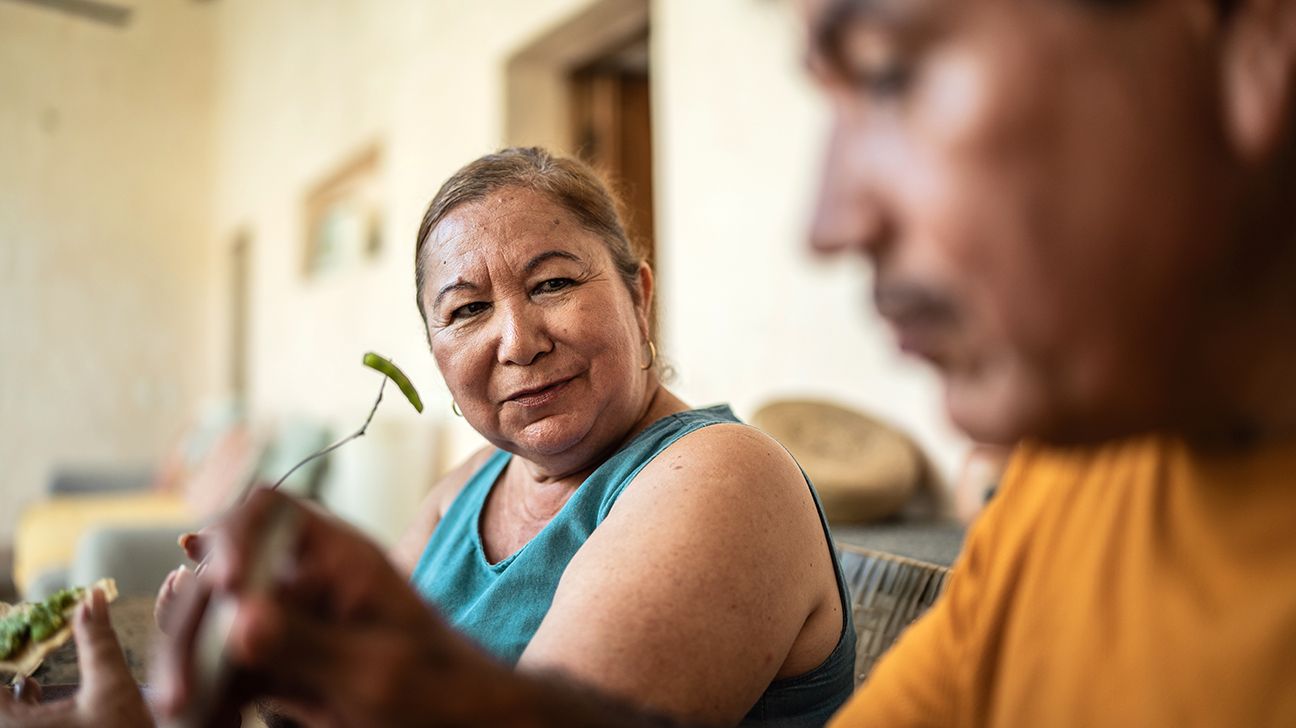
[808,121,892,257]
[496,301,553,366]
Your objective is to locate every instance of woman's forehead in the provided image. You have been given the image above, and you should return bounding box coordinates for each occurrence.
[422,191,603,278]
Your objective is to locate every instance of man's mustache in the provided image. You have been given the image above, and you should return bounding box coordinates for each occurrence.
[873,282,961,327]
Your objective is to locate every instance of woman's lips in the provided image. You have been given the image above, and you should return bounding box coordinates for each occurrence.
[505,376,576,408]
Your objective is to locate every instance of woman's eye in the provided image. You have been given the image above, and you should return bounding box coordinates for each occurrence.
[450,301,490,321]
[533,278,575,294]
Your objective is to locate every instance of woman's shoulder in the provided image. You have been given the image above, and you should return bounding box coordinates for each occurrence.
[662,417,792,464]
[619,420,813,520]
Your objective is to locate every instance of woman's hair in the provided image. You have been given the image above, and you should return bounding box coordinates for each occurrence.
[414,147,644,322]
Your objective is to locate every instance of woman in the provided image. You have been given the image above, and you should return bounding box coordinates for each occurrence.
[161,148,855,727]
[393,147,853,725]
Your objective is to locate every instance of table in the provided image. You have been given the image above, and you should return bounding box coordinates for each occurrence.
[31,596,157,686]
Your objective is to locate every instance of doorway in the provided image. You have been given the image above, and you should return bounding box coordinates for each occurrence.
[504,0,654,264]
[569,29,654,267]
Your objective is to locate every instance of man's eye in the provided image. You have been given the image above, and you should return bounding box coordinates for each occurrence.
[450,301,490,320]
[838,28,915,99]
[854,63,912,97]
[533,278,575,294]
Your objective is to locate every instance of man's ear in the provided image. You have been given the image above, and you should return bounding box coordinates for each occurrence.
[1221,0,1296,160]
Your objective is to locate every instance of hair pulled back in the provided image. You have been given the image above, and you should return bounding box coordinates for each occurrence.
[414,147,643,322]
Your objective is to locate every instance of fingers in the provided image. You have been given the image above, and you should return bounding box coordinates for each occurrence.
[152,577,213,717]
[156,565,197,634]
[13,678,41,705]
[0,683,18,717]
[225,594,349,702]
[0,682,76,726]
[204,489,300,592]
[225,594,452,723]
[155,569,178,633]
[73,589,136,696]
[155,489,304,719]
[205,489,404,621]
[153,488,433,722]
[179,532,206,562]
[153,591,342,722]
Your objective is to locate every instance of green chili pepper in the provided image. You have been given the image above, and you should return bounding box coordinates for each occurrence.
[362,352,423,413]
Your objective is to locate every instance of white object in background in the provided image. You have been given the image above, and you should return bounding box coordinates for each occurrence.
[317,418,440,548]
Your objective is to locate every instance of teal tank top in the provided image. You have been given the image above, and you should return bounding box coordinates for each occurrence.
[410,405,855,726]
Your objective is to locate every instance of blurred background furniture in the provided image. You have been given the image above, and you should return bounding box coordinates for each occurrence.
[752,397,967,566]
[13,410,333,600]
[836,545,952,685]
[751,399,927,524]
[832,520,964,569]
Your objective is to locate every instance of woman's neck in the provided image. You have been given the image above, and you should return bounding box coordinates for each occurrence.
[513,382,689,487]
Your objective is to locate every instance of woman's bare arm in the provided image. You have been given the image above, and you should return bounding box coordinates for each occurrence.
[518,424,843,725]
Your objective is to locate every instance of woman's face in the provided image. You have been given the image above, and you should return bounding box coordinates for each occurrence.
[419,186,653,473]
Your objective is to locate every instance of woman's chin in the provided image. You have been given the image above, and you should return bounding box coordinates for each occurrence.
[507,413,595,459]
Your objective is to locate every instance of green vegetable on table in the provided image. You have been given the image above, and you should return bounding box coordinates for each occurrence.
[0,586,86,661]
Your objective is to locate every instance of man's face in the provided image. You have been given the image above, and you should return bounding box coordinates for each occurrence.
[802,0,1241,444]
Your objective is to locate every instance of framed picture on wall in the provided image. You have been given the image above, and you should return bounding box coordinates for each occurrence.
[303,145,383,278]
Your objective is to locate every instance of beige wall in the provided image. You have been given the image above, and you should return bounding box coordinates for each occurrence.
[1,0,967,546]
[202,0,615,539]
[653,1,969,481]
[0,2,216,542]
[208,0,968,537]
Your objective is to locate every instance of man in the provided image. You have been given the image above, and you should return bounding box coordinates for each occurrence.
[7,0,1295,725]
[803,0,1296,724]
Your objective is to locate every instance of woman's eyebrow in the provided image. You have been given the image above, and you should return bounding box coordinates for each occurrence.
[433,280,478,311]
[523,250,583,273]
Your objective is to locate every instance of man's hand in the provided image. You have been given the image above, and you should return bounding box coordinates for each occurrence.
[0,589,153,727]
[153,489,694,728]
[152,489,515,728]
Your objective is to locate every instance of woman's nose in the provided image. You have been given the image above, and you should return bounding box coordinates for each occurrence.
[495,302,553,366]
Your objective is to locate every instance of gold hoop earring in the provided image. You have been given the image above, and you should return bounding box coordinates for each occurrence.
[452,401,463,417]
[640,340,657,371]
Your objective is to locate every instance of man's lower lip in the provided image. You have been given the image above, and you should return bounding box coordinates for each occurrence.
[894,325,945,360]
[507,378,574,407]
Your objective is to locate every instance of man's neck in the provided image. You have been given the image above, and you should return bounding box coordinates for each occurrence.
[1184,242,1296,445]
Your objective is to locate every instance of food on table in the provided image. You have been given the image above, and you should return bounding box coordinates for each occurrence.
[0,578,118,678]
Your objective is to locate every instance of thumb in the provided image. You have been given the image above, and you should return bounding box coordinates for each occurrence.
[72,589,136,698]
[13,678,42,705]
[179,532,207,563]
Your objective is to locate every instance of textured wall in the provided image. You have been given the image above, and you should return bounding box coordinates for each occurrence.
[0,2,217,542]
[652,0,968,482]
[0,0,968,547]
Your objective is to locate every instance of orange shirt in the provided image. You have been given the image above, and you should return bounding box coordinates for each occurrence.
[831,435,1296,727]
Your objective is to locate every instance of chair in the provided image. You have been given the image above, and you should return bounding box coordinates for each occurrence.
[836,544,951,685]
